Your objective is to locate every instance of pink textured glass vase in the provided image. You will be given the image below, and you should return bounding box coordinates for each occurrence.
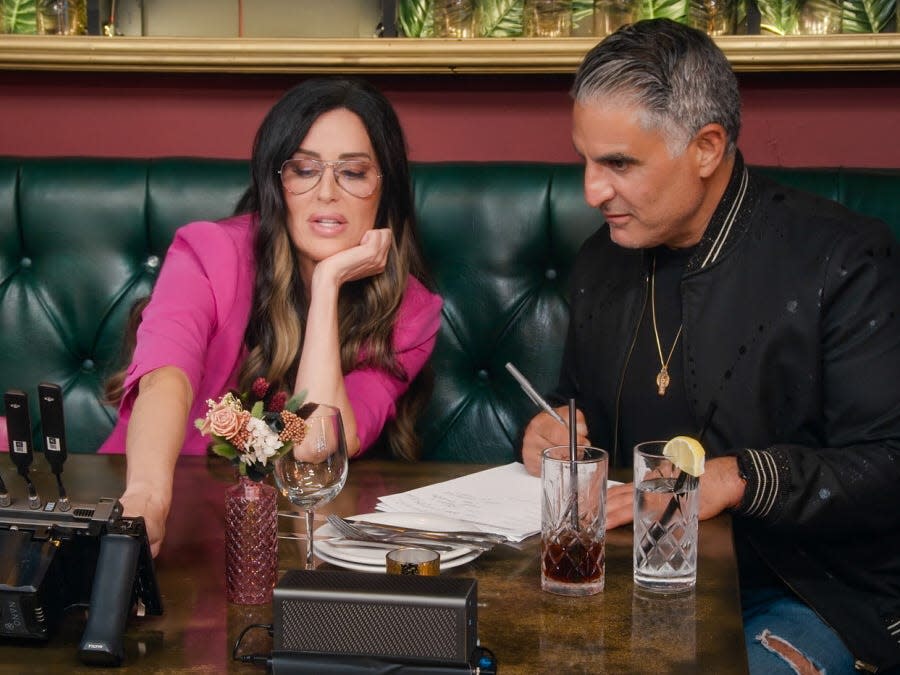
[224,475,279,605]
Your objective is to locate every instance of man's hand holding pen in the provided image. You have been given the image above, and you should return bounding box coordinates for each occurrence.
[521,406,589,476]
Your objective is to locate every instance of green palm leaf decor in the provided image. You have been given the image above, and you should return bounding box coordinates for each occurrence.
[841,0,896,32]
[398,0,432,37]
[0,0,37,34]
[757,0,801,33]
[399,0,598,37]
[637,0,689,22]
[572,0,596,30]
[479,0,524,36]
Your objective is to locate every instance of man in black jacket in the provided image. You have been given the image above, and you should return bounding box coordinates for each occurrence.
[520,19,900,674]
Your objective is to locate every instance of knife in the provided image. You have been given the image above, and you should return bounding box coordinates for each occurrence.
[277,532,457,552]
[349,519,511,545]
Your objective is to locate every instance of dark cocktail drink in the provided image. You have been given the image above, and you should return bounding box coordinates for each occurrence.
[542,533,605,585]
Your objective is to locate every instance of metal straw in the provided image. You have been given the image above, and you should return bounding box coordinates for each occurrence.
[568,398,579,529]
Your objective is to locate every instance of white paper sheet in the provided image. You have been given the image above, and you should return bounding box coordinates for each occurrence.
[376,463,542,541]
[377,462,622,542]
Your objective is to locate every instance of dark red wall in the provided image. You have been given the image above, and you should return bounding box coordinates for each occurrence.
[1,70,898,167]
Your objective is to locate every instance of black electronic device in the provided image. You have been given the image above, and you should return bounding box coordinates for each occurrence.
[38,382,67,466]
[272,569,479,669]
[4,389,40,508]
[37,382,70,509]
[267,648,498,674]
[0,496,163,665]
[1,385,163,666]
[4,388,33,457]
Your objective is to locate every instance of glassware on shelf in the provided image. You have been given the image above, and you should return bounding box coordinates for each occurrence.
[689,0,738,35]
[797,0,842,34]
[36,0,86,35]
[432,0,477,38]
[592,0,636,36]
[523,0,573,37]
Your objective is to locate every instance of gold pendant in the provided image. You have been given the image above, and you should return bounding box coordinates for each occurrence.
[656,367,670,396]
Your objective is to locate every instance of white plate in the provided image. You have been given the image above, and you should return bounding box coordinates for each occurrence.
[314,512,485,568]
[316,544,482,573]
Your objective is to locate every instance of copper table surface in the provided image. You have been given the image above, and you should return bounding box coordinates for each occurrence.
[0,454,748,674]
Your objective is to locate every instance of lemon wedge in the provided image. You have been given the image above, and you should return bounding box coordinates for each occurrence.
[662,436,706,477]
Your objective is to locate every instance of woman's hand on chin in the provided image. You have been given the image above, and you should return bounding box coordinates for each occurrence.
[314,228,393,288]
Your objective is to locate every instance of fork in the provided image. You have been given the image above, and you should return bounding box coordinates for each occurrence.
[278,530,454,552]
[342,516,510,546]
[326,515,492,552]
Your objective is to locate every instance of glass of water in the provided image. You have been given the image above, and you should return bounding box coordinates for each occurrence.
[633,441,699,592]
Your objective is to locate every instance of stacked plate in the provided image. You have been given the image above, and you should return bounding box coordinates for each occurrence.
[313,512,487,573]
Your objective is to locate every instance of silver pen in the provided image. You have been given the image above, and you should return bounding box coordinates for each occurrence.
[505,363,568,427]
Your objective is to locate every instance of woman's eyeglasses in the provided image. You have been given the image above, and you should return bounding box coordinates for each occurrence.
[278,158,382,199]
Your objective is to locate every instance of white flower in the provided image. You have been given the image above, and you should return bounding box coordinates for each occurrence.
[241,416,283,467]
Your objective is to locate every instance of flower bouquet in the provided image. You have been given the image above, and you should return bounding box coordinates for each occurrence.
[196,377,313,482]
[195,377,313,604]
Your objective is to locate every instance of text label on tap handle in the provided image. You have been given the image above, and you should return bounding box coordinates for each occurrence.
[38,382,67,462]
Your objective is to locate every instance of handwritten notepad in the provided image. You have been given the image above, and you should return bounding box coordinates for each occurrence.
[376,463,544,542]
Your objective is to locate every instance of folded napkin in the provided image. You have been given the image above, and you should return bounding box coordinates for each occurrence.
[376,463,542,542]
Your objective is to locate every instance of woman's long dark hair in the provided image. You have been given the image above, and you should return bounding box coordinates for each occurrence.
[107,79,434,461]
[235,78,432,460]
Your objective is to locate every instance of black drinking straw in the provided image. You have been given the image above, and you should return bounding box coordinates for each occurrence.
[568,398,579,530]
[666,402,717,506]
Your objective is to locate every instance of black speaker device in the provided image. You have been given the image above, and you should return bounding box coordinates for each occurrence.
[273,569,481,669]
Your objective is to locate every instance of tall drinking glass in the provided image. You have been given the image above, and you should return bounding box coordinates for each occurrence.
[274,405,349,569]
[633,441,699,592]
[541,445,607,596]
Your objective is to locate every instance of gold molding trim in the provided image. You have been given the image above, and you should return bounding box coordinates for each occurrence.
[0,34,898,74]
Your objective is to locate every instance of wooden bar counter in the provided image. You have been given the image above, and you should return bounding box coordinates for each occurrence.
[0,454,748,673]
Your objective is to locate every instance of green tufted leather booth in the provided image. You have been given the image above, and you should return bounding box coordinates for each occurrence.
[1,157,898,463]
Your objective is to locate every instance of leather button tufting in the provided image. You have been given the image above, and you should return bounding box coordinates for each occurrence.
[20,257,32,268]
[146,255,160,269]
[82,359,95,371]
[477,369,489,381]
[545,268,557,280]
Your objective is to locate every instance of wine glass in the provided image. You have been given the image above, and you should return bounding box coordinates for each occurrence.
[273,404,349,569]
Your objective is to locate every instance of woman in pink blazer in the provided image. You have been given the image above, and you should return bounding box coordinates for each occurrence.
[101,79,442,556]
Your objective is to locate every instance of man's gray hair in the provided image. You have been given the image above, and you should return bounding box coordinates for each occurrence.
[572,19,741,156]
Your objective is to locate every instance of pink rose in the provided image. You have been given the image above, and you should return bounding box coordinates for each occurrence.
[208,405,244,440]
